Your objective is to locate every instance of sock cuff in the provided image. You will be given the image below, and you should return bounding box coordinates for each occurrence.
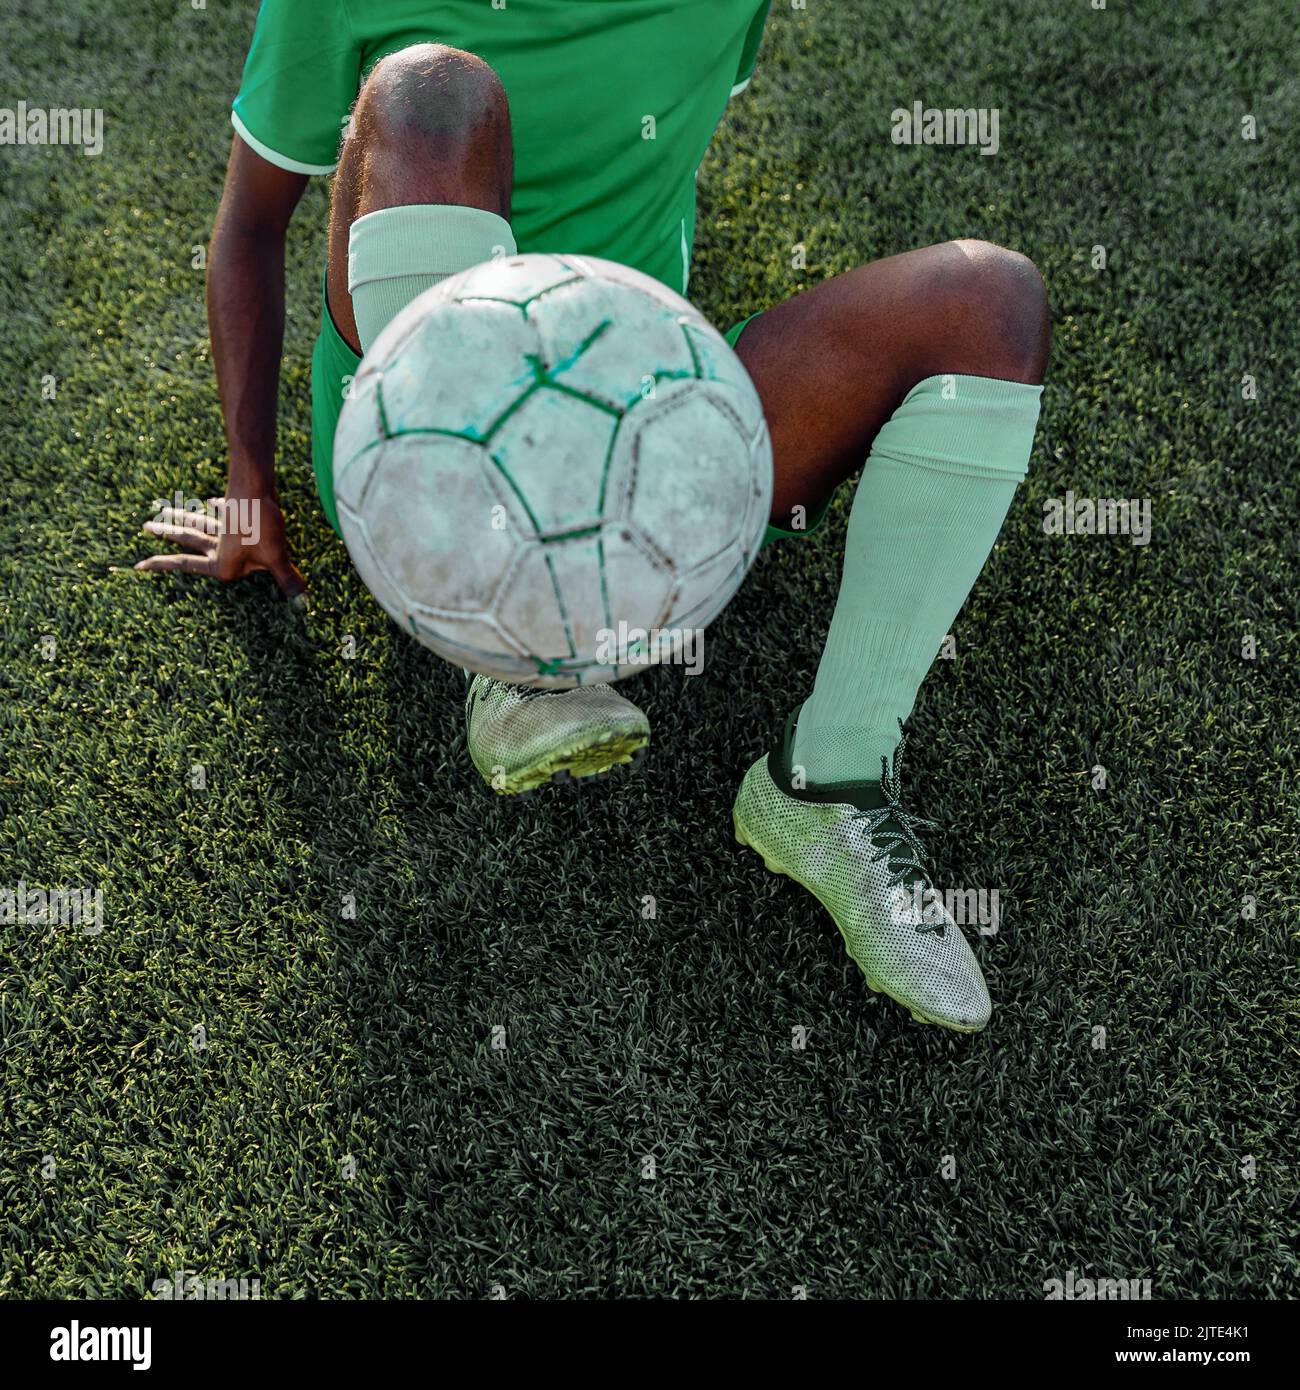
[347,204,516,294]
[871,373,1043,480]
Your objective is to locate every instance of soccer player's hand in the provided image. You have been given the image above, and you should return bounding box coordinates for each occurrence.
[135,493,306,601]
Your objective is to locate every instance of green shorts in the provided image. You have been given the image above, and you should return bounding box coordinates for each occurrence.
[310,284,831,546]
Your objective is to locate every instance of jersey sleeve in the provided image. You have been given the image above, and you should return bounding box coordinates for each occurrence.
[230,0,361,175]
[731,1,772,96]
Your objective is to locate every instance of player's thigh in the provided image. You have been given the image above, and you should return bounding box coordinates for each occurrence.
[734,240,1047,524]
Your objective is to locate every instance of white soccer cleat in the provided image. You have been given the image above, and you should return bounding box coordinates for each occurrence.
[465,674,650,794]
[733,718,992,1032]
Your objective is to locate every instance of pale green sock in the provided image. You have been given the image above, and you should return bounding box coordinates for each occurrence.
[347,203,517,353]
[791,373,1043,785]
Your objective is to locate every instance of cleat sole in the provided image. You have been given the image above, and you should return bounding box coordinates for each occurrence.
[486,729,649,796]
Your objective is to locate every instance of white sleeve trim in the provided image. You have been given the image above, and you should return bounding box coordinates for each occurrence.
[231,110,337,176]
[729,76,752,97]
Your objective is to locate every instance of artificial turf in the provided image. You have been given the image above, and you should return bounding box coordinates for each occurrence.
[1,0,1296,1298]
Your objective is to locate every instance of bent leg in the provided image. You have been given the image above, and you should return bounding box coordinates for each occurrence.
[736,239,1051,783]
[325,42,515,353]
[311,43,516,531]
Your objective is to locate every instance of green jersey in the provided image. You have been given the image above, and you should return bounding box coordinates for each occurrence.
[232,0,771,293]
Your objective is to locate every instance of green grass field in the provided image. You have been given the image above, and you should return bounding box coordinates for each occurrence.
[2,0,1296,1298]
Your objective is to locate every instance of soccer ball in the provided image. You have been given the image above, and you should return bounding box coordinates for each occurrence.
[332,253,772,687]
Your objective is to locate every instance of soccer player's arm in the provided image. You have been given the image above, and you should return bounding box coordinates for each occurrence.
[137,0,358,598]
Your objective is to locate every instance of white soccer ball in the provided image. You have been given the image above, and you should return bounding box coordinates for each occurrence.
[333,253,772,687]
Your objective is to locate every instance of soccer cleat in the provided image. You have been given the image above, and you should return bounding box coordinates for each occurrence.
[732,714,992,1032]
[465,674,650,794]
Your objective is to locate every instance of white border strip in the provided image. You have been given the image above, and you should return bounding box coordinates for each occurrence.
[729,76,752,98]
[231,110,337,176]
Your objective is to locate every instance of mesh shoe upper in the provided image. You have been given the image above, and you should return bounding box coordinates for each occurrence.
[465,675,650,792]
[733,721,992,1031]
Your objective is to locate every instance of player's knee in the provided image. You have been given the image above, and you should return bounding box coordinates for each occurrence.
[945,239,1050,384]
[357,43,509,150]
[350,44,512,215]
